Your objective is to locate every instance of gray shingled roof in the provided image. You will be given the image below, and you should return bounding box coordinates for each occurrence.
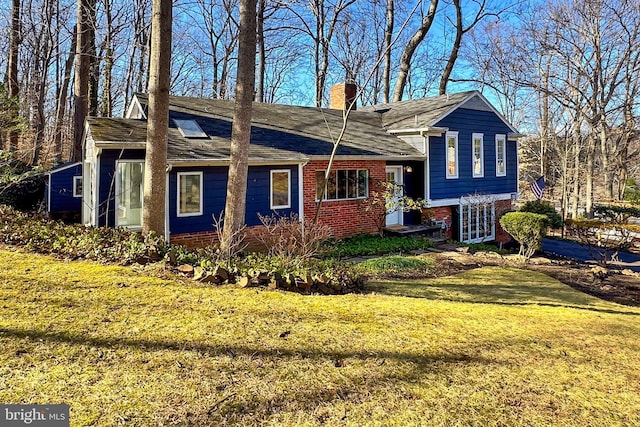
[360,91,477,130]
[94,94,424,162]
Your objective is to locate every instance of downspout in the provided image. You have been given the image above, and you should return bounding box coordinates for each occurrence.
[47,173,52,214]
[299,162,307,236]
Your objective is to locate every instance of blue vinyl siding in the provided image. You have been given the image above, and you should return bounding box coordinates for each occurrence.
[48,163,82,214]
[169,165,299,235]
[97,149,146,227]
[429,108,517,200]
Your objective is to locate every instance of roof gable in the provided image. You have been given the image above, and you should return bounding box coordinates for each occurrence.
[361,91,519,135]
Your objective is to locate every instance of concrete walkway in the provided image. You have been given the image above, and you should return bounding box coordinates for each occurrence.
[542,237,640,272]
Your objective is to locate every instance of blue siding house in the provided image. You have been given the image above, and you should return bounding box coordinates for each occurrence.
[46,162,82,220]
[77,86,521,246]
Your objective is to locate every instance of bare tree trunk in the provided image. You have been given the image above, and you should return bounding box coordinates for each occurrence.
[100,0,114,117]
[439,0,462,95]
[53,25,77,162]
[392,0,438,102]
[142,0,172,236]
[382,0,393,104]
[255,0,265,102]
[221,0,257,253]
[6,0,20,151]
[585,135,596,218]
[72,0,95,162]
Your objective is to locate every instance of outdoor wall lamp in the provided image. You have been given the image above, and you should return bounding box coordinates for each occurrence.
[404,165,413,173]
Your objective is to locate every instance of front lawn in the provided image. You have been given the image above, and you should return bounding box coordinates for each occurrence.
[1,248,639,426]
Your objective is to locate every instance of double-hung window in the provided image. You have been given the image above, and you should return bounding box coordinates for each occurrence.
[177,172,203,217]
[472,133,484,178]
[496,134,506,177]
[316,169,368,201]
[270,169,291,209]
[446,131,459,179]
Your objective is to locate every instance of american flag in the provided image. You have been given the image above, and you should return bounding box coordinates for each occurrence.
[530,176,545,200]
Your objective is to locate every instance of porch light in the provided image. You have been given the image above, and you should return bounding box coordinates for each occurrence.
[404,165,413,173]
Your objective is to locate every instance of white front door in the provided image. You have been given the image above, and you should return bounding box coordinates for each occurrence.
[385,166,403,227]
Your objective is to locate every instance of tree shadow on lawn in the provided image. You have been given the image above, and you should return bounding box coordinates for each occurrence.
[367,267,640,317]
[0,325,493,367]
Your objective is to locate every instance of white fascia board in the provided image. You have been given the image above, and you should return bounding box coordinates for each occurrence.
[167,158,307,168]
[45,161,82,175]
[307,154,426,162]
[387,126,448,136]
[125,95,147,119]
[428,192,516,207]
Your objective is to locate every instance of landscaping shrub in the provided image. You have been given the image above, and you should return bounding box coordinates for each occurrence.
[325,234,433,258]
[519,200,563,229]
[256,213,332,262]
[0,205,365,294]
[499,212,547,261]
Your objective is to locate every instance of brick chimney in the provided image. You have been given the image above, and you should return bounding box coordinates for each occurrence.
[330,82,357,111]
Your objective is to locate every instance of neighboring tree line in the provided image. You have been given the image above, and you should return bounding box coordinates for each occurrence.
[465,0,640,218]
[0,0,512,165]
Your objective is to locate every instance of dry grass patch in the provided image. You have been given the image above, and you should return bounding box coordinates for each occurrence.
[1,249,640,426]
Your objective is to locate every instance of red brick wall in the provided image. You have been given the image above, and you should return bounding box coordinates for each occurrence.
[430,206,454,239]
[494,198,514,244]
[303,160,386,239]
[170,225,266,250]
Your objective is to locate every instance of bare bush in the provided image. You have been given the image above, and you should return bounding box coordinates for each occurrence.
[256,213,332,261]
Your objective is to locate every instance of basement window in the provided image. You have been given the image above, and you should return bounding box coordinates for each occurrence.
[174,119,207,138]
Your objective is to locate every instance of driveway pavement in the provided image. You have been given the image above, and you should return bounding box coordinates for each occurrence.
[542,237,640,272]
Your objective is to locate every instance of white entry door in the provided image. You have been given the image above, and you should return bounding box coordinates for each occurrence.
[385,166,403,227]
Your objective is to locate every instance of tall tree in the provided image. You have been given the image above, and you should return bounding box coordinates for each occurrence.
[438,0,500,95]
[5,0,20,151]
[72,0,96,161]
[220,0,257,253]
[392,0,438,102]
[142,0,172,235]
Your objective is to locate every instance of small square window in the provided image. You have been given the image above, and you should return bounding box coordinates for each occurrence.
[177,172,203,217]
[270,170,291,209]
[73,176,83,198]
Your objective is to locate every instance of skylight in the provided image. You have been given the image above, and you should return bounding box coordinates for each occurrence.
[173,119,208,138]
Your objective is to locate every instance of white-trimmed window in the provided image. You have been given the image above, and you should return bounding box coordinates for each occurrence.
[177,172,203,217]
[472,133,484,178]
[316,169,368,201]
[496,134,506,177]
[270,169,291,209]
[446,131,459,179]
[460,201,495,243]
[73,176,83,198]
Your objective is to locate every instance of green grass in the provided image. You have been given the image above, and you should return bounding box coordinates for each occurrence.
[355,255,434,276]
[1,248,640,426]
